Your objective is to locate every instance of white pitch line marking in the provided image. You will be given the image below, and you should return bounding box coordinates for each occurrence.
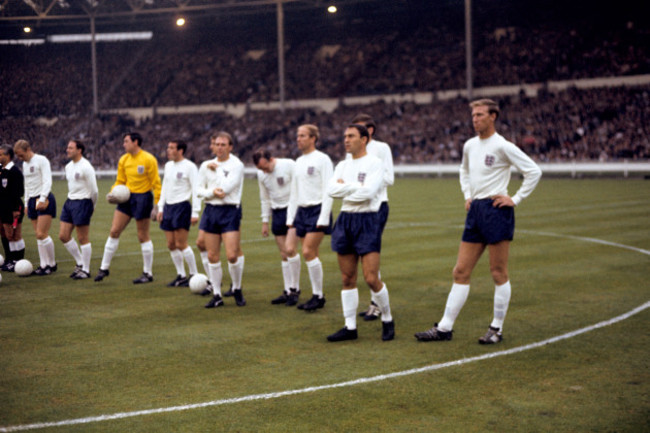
[1,230,648,432]
[1,301,648,433]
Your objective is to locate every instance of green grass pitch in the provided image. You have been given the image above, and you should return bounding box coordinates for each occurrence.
[0,177,648,432]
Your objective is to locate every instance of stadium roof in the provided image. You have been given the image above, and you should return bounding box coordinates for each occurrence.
[0,0,441,38]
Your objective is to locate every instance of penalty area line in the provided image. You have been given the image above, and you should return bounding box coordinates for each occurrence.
[1,300,648,433]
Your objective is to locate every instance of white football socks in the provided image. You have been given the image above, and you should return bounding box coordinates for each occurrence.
[170,249,185,277]
[63,239,83,267]
[491,281,512,331]
[287,254,301,291]
[306,257,323,298]
[341,288,359,330]
[228,255,244,290]
[182,246,198,276]
[207,262,223,296]
[100,236,119,270]
[140,240,154,275]
[438,283,470,332]
[371,284,393,322]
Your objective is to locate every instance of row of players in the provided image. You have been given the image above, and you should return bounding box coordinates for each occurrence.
[0,100,542,343]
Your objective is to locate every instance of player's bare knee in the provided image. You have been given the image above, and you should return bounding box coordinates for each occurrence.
[490,268,508,285]
[362,271,380,290]
[452,265,471,282]
[341,274,356,288]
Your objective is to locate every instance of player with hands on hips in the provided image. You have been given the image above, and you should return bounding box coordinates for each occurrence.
[415,99,541,345]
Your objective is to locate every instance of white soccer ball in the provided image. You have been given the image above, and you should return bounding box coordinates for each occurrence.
[110,184,131,204]
[14,259,33,277]
[189,273,209,294]
[0,254,4,267]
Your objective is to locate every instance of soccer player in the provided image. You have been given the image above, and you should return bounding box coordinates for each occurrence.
[414,98,542,344]
[326,124,395,342]
[156,140,200,287]
[252,148,300,306]
[58,140,98,279]
[95,132,162,284]
[197,132,246,308]
[286,124,334,312]
[350,113,395,322]
[13,139,57,276]
[0,144,26,271]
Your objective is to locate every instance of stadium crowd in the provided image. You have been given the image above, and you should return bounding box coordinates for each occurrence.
[0,0,648,168]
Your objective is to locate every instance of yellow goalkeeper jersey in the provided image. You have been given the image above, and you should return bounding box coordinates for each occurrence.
[112,149,162,204]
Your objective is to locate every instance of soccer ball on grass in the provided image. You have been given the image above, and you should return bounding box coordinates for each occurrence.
[189,274,209,294]
[14,259,34,277]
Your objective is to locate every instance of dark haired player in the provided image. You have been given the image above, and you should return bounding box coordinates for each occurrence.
[0,144,26,271]
[59,140,98,279]
[326,124,395,342]
[156,140,200,287]
[95,132,162,284]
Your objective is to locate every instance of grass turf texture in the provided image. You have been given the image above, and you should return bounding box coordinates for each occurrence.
[0,177,648,432]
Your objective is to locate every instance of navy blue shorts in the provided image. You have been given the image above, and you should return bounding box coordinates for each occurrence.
[462,199,515,245]
[117,191,154,221]
[294,205,332,238]
[27,193,56,220]
[60,198,94,226]
[271,207,288,236]
[199,204,241,234]
[331,212,382,256]
[378,201,389,234]
[160,201,192,232]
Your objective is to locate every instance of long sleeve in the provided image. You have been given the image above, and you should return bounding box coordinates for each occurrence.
[196,162,213,199]
[87,162,99,206]
[258,172,272,223]
[189,163,201,218]
[286,169,299,226]
[38,157,52,201]
[317,156,334,226]
[148,157,162,205]
[504,142,542,206]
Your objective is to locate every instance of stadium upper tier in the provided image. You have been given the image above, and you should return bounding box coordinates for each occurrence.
[1,1,648,117]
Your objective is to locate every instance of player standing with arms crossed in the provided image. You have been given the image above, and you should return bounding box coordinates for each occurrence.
[95,132,162,284]
[252,148,300,306]
[13,139,57,276]
[286,124,334,312]
[415,99,541,344]
[59,140,98,280]
[326,124,395,342]
[156,140,201,287]
[350,113,395,322]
